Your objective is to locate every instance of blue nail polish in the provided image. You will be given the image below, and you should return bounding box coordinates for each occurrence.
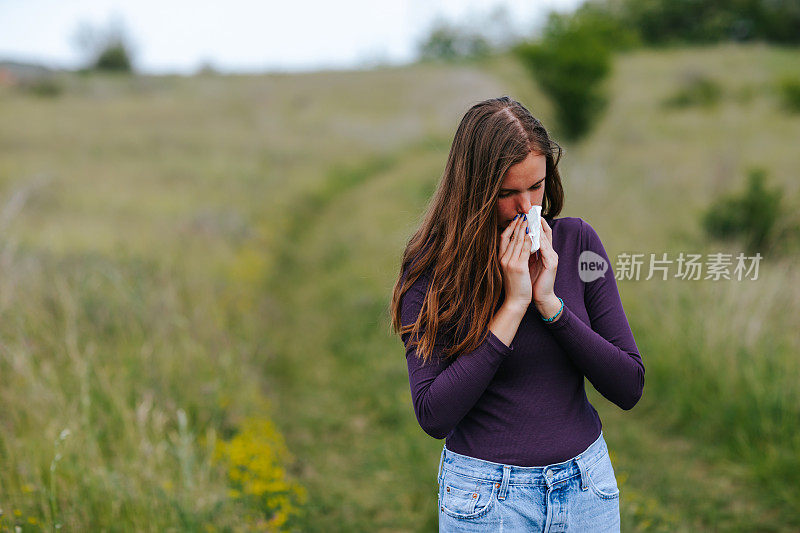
[513,214,519,220]
[526,227,529,234]
[523,214,527,220]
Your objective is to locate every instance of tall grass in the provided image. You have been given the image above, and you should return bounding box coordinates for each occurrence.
[627,250,800,506]
[0,240,306,530]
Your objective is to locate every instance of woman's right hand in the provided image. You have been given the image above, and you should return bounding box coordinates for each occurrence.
[498,214,533,310]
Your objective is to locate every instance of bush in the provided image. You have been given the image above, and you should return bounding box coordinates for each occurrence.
[702,167,784,255]
[513,6,636,140]
[18,76,64,98]
[776,76,800,113]
[94,43,133,72]
[663,72,723,109]
[72,17,135,73]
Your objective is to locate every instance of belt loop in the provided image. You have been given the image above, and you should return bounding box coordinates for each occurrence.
[497,465,512,500]
[575,454,589,491]
[437,444,446,485]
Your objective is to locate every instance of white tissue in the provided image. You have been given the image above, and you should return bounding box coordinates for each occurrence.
[527,205,541,252]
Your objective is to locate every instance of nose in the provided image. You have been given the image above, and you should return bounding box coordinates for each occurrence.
[517,196,533,215]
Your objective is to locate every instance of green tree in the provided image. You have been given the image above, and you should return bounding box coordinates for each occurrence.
[72,15,135,73]
[615,0,800,45]
[94,43,132,72]
[513,6,636,140]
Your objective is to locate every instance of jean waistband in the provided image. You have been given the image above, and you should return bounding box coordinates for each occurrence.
[437,430,608,488]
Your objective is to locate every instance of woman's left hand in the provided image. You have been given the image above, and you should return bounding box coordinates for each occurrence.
[528,217,558,305]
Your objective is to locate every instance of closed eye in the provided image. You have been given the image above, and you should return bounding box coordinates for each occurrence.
[499,182,543,198]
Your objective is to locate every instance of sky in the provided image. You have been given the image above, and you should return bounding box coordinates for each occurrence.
[0,0,585,74]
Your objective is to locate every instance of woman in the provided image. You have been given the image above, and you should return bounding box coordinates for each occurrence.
[389,96,645,531]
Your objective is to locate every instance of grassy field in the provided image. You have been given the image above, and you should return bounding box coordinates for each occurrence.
[1,43,799,531]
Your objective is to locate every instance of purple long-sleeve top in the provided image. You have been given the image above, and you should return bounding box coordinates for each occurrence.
[399,216,645,466]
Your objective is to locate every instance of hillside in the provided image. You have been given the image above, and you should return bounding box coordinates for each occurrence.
[1,43,798,530]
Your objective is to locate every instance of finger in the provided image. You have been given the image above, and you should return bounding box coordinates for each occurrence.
[498,219,517,259]
[538,221,557,266]
[499,216,519,257]
[501,215,519,239]
[503,215,521,261]
[521,223,534,259]
[539,218,549,244]
[512,215,527,260]
[524,216,535,256]
[532,238,543,264]
[540,217,553,240]
[539,223,553,254]
[537,218,551,249]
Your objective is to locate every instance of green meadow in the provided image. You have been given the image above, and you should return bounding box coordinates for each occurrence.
[1,43,799,531]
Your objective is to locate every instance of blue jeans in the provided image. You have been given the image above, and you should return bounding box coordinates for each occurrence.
[437,431,620,532]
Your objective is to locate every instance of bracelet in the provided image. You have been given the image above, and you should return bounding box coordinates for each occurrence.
[540,297,564,322]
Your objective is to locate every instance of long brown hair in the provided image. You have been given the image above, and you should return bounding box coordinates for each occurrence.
[389,96,564,364]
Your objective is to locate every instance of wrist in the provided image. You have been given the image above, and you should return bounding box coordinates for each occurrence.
[534,293,558,308]
[502,298,530,317]
[536,295,562,321]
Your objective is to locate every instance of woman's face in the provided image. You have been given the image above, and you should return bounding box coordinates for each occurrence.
[495,151,547,230]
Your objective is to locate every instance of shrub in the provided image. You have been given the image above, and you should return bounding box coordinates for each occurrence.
[18,76,64,98]
[513,6,635,140]
[72,17,135,73]
[776,76,800,113]
[93,43,133,72]
[702,167,784,255]
[663,72,723,109]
